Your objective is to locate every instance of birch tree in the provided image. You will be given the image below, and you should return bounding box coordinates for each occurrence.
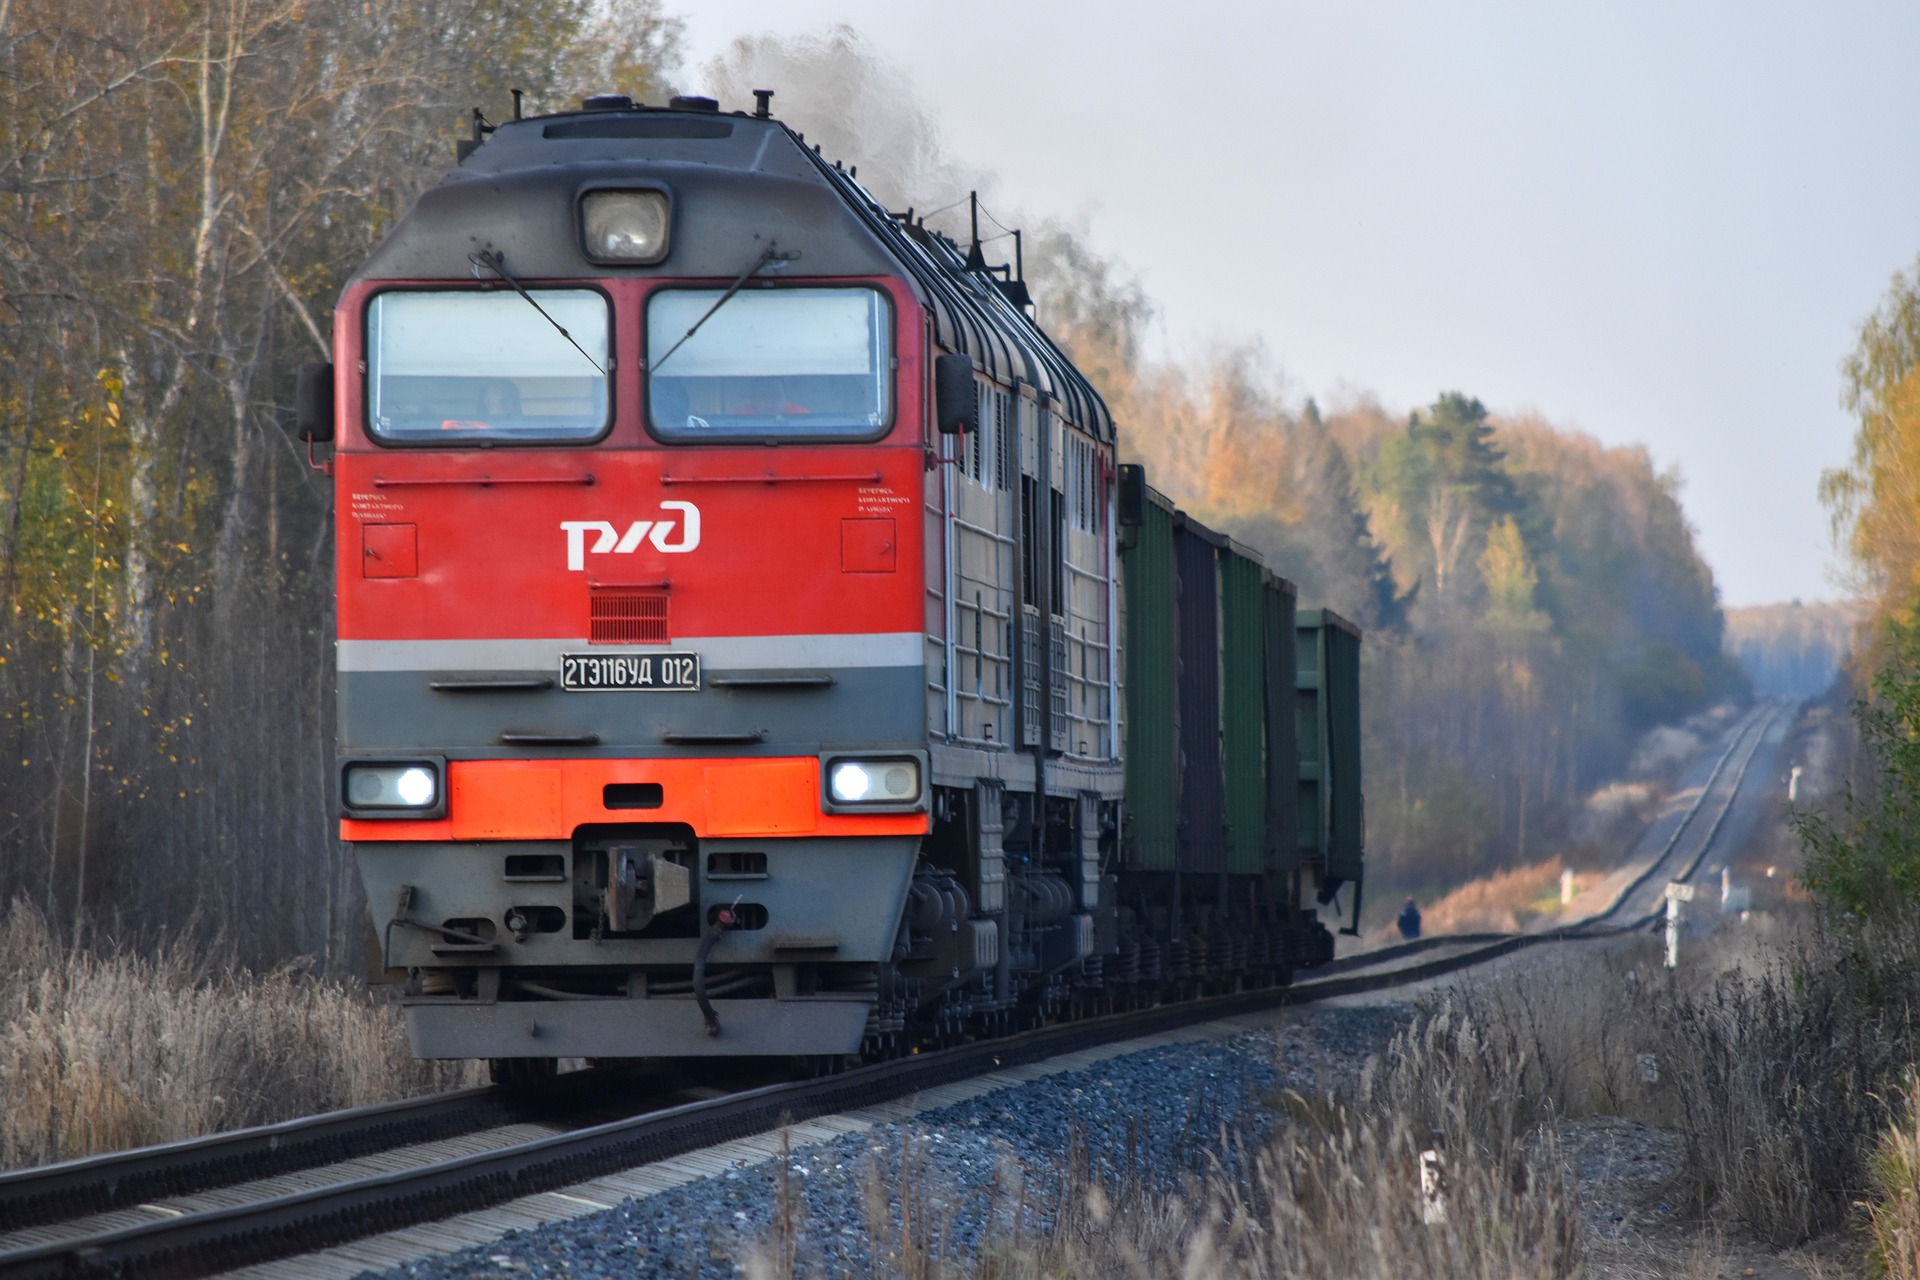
[0,0,683,964]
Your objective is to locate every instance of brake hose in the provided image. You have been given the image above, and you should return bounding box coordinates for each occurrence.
[693,905,737,1037]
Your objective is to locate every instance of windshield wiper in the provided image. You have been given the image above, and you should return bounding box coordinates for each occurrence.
[650,243,801,373]
[469,249,605,376]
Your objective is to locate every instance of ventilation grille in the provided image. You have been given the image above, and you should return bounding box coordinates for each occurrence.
[590,588,669,645]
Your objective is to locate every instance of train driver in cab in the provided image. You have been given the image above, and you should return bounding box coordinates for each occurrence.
[442,379,521,432]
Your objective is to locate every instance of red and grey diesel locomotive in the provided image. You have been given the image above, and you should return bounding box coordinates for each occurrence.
[294,91,1363,1078]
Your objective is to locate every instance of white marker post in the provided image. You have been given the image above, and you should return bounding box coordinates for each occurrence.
[1664,881,1694,970]
[1419,1148,1447,1225]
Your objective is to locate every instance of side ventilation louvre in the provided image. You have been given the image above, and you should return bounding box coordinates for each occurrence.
[590,587,669,645]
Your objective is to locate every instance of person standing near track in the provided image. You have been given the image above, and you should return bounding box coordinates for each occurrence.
[1397,896,1422,940]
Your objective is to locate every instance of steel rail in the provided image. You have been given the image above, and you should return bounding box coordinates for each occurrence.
[0,1084,509,1236]
[0,701,1794,1280]
[1572,698,1787,929]
[0,1058,727,1238]
[1317,700,1782,979]
[1666,699,1787,889]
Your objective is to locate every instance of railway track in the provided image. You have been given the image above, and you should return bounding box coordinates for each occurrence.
[1572,696,1791,928]
[0,700,1794,1280]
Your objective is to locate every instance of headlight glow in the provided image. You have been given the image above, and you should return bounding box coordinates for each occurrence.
[827,757,920,805]
[395,766,436,806]
[581,191,670,264]
[829,761,873,802]
[343,762,440,810]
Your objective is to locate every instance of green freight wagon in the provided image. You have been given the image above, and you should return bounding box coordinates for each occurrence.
[1116,459,1360,982]
[1172,514,1227,875]
[1261,572,1299,889]
[1121,486,1179,871]
[1296,608,1364,935]
[1218,540,1269,877]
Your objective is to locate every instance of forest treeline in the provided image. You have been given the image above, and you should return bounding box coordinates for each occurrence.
[1,10,1737,964]
[1723,601,1855,697]
[1133,381,1741,891]
[0,0,683,964]
[716,31,1742,901]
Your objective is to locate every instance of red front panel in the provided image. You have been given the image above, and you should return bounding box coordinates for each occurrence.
[331,276,928,647]
[333,448,927,643]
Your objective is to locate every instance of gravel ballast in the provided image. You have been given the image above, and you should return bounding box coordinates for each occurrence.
[365,1004,1414,1280]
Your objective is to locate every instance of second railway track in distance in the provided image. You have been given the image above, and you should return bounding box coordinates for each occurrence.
[0,701,1794,1280]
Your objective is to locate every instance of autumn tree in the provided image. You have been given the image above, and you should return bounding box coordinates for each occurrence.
[0,0,682,964]
[1799,255,1920,916]
[1825,254,1920,629]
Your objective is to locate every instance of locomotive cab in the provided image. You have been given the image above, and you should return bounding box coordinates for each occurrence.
[327,99,960,1063]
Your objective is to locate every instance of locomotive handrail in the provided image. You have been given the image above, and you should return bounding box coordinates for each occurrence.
[955,596,1013,622]
[372,474,596,488]
[658,471,883,485]
[707,673,836,689]
[430,678,555,692]
[660,729,767,744]
[951,514,1015,545]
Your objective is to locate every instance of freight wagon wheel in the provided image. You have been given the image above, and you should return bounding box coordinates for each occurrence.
[860,1030,904,1064]
[489,1056,559,1093]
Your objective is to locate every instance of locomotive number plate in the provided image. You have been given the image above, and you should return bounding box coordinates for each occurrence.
[561,652,700,692]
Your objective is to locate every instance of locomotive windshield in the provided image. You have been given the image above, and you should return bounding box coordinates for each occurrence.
[646,287,892,441]
[365,290,610,443]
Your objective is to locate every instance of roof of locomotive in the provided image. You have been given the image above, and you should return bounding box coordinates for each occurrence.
[351,99,1113,442]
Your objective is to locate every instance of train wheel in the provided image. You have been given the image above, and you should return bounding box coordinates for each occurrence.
[489,1057,558,1093]
[861,1030,904,1064]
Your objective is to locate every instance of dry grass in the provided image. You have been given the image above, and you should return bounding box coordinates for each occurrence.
[1449,940,1670,1123]
[738,916,1914,1275]
[1868,1075,1920,1280]
[750,1000,1582,1279]
[1651,918,1920,1247]
[1414,856,1573,936]
[0,900,475,1169]
[1456,913,1920,1252]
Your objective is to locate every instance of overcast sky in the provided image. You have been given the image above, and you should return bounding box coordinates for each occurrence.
[674,1,1920,608]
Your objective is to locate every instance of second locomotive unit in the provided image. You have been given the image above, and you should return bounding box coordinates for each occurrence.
[295,89,1363,1077]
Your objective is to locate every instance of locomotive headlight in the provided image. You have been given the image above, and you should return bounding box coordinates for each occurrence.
[580,190,670,264]
[826,756,921,806]
[830,761,874,802]
[341,760,444,816]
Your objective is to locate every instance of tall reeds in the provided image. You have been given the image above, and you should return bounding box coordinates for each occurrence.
[0,900,473,1169]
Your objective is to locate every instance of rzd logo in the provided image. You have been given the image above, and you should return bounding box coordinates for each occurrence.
[561,501,700,570]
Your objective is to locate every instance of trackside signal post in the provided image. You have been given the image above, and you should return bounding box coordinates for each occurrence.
[1664,880,1694,969]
